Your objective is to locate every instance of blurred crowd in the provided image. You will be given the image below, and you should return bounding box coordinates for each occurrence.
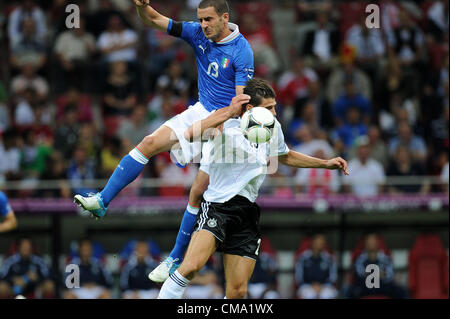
[0,232,447,299]
[0,0,448,198]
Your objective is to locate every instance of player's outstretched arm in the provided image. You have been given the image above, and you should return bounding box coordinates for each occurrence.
[134,0,170,32]
[278,150,349,175]
[184,94,251,142]
[0,210,18,233]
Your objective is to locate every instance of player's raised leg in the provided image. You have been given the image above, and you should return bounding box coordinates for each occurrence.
[223,254,256,299]
[149,170,209,282]
[157,230,217,299]
[74,125,177,217]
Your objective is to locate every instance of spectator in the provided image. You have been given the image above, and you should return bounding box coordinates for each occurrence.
[118,105,150,149]
[155,61,190,99]
[0,130,22,182]
[331,106,368,150]
[67,146,97,197]
[53,17,96,91]
[293,124,334,159]
[86,0,128,37]
[345,16,385,79]
[183,258,223,299]
[248,240,280,299]
[388,122,427,163]
[349,126,389,168]
[240,12,281,77]
[120,241,160,299]
[301,10,340,72]
[332,80,371,127]
[387,9,425,68]
[350,233,408,299]
[387,146,429,194]
[7,0,47,47]
[296,149,341,196]
[0,238,55,298]
[53,105,80,159]
[288,103,324,147]
[55,87,94,124]
[10,64,49,103]
[14,87,37,127]
[97,14,138,63]
[326,59,372,105]
[20,130,52,180]
[9,17,46,71]
[100,136,124,178]
[278,57,318,109]
[40,152,71,199]
[64,239,113,299]
[295,234,338,299]
[102,60,138,118]
[343,136,386,197]
[148,92,179,134]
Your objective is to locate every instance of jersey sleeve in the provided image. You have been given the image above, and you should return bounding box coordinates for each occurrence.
[233,42,254,86]
[0,192,12,217]
[167,19,201,47]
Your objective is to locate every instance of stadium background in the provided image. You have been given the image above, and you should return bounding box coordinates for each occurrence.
[0,0,448,299]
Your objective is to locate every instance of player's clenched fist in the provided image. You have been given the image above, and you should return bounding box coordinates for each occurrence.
[229,94,251,117]
[134,0,149,7]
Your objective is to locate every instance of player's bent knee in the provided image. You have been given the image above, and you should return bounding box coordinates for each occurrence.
[227,282,248,299]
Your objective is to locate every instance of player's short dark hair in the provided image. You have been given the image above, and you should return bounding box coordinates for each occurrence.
[243,78,276,110]
[198,0,230,15]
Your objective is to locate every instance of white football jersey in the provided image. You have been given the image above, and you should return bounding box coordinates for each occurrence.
[201,118,289,203]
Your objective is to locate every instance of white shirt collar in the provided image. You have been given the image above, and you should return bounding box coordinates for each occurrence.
[212,23,240,44]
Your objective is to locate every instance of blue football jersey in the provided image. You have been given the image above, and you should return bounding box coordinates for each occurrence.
[0,191,12,217]
[167,20,254,112]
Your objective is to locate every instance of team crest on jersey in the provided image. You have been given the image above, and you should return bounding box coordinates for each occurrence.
[207,218,217,228]
[221,57,230,68]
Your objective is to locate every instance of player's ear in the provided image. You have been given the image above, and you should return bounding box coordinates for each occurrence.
[222,12,229,22]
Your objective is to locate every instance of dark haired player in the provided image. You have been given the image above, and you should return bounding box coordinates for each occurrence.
[158,78,348,298]
[74,0,254,280]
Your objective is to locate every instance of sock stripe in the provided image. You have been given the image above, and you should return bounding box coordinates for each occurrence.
[188,202,200,209]
[135,147,149,160]
[170,273,188,287]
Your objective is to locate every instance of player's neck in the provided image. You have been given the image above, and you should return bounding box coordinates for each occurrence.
[215,26,232,43]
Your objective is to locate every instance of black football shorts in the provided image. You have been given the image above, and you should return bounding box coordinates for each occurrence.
[194,195,262,260]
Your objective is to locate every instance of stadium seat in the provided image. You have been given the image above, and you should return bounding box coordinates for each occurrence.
[408,234,449,299]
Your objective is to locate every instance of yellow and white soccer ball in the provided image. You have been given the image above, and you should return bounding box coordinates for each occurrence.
[240,107,275,144]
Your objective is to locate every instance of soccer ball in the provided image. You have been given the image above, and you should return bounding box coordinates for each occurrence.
[241,107,275,143]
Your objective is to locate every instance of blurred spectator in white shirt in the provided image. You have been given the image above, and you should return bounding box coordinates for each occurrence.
[8,0,47,46]
[427,0,449,42]
[97,14,138,63]
[343,136,386,197]
[11,64,49,103]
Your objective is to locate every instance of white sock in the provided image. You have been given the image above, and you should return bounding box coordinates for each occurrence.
[157,270,190,299]
[129,147,149,165]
